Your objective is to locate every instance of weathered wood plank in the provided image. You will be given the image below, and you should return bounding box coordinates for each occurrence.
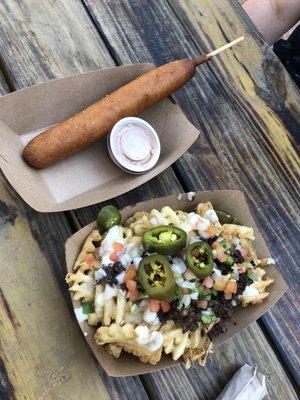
[0,176,113,400]
[0,70,9,95]
[83,0,300,389]
[0,0,297,399]
[0,1,149,399]
[166,0,300,386]
[0,0,113,85]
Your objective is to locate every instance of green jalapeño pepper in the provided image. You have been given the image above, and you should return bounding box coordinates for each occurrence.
[143,226,187,256]
[138,254,176,301]
[216,210,241,225]
[186,241,213,279]
[97,205,121,230]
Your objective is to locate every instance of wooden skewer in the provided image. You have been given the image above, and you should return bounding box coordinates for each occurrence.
[207,36,244,57]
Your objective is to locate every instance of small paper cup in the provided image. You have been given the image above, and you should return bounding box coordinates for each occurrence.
[107,117,161,174]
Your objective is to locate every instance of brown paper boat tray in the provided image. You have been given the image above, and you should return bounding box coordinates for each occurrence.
[65,191,287,376]
[0,64,198,212]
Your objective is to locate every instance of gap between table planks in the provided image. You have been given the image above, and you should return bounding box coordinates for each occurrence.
[0,2,150,400]
[81,0,300,388]
[0,0,298,399]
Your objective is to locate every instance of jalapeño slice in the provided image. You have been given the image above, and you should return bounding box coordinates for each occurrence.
[186,241,214,279]
[138,254,175,301]
[143,226,187,256]
[216,210,241,225]
[97,205,121,230]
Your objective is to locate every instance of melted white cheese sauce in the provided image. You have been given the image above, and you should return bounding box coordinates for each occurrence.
[99,225,125,266]
[143,307,160,325]
[242,285,259,297]
[99,225,143,267]
[95,285,119,308]
[135,326,163,352]
[74,307,88,324]
[203,209,219,224]
[171,257,187,274]
[187,192,195,201]
[94,268,107,281]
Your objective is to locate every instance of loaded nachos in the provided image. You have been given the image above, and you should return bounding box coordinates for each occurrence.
[66,201,274,368]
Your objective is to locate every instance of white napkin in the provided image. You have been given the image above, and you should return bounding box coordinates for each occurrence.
[216,364,268,400]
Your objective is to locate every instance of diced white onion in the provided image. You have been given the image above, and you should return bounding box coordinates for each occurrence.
[74,307,88,324]
[171,258,187,274]
[143,308,158,324]
[94,268,107,281]
[203,209,219,224]
[116,270,126,284]
[132,256,142,269]
[187,192,195,201]
[242,285,259,297]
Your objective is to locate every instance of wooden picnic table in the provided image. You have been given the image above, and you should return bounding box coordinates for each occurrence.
[0,1,299,399]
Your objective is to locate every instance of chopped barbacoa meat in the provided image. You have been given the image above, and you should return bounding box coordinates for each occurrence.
[236,273,252,295]
[232,249,244,264]
[96,261,124,286]
[158,300,201,333]
[202,235,218,246]
[209,295,235,321]
[208,321,227,339]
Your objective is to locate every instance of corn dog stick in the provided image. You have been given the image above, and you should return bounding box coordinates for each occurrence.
[207,36,245,57]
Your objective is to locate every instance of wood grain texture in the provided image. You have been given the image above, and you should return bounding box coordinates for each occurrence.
[83,0,300,388]
[0,70,9,95]
[0,176,113,400]
[0,1,149,399]
[0,0,113,86]
[0,0,298,399]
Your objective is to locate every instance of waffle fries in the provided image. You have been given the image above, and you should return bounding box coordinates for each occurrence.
[222,224,254,240]
[74,229,101,270]
[66,230,101,302]
[119,341,163,365]
[160,320,217,366]
[66,200,276,369]
[95,323,135,344]
[65,269,95,302]
[240,277,274,306]
[88,285,130,326]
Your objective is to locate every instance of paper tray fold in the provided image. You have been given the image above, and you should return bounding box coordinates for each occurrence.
[65,190,287,376]
[0,64,199,212]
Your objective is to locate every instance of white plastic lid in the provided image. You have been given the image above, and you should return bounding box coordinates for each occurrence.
[108,117,161,174]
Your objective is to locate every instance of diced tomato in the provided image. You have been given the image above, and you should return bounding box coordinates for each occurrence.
[129,289,138,301]
[237,263,246,273]
[214,277,227,291]
[126,279,137,291]
[222,232,232,241]
[240,248,247,257]
[179,249,186,259]
[160,301,171,313]
[217,253,227,263]
[197,300,208,309]
[205,225,216,236]
[203,276,214,288]
[113,242,124,252]
[224,291,232,300]
[85,254,95,265]
[126,278,138,301]
[225,280,237,294]
[109,252,119,262]
[149,299,160,312]
[124,265,137,283]
[212,242,222,250]
[204,286,211,294]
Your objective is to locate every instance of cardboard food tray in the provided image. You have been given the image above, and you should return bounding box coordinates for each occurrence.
[65,190,287,377]
[0,64,199,212]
